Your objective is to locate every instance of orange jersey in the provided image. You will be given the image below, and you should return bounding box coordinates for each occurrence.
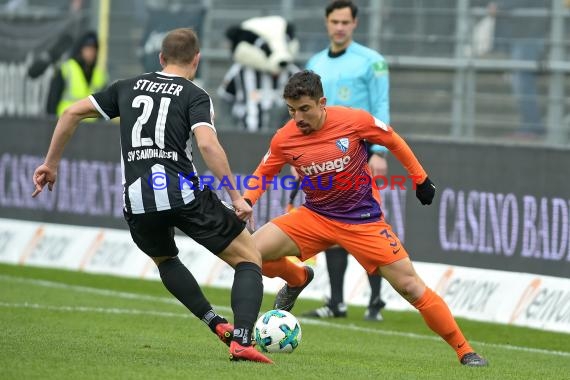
[244,106,427,224]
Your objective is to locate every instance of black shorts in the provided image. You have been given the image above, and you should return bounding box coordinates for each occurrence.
[124,187,245,257]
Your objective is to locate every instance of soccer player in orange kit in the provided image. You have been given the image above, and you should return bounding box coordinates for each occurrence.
[243,70,488,367]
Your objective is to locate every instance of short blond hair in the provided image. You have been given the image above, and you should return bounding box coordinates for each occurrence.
[161,28,200,65]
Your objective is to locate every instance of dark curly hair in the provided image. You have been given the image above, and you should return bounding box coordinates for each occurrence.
[282,70,324,101]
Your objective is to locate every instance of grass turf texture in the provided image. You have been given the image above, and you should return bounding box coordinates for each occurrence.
[1,263,569,380]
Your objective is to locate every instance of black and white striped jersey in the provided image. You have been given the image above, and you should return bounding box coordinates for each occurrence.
[89,71,214,214]
[217,63,299,131]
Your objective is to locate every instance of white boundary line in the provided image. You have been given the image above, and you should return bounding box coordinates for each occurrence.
[2,274,569,358]
[0,274,181,305]
[0,302,192,319]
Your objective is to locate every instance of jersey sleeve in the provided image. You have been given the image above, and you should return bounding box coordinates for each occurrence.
[355,110,428,183]
[367,58,390,124]
[366,57,390,156]
[89,80,120,119]
[189,91,216,132]
[243,133,288,205]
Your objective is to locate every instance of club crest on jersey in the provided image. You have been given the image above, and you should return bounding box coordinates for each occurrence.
[336,138,349,153]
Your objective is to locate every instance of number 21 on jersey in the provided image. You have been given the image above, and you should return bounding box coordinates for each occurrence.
[131,95,171,149]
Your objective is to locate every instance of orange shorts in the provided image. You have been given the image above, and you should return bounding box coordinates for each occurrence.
[271,206,408,274]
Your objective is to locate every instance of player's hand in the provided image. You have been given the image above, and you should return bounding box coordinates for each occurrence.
[32,164,57,198]
[242,198,257,231]
[247,212,256,232]
[233,197,253,222]
[416,177,436,205]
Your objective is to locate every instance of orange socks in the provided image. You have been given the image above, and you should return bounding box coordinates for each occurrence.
[262,258,307,287]
[412,287,473,360]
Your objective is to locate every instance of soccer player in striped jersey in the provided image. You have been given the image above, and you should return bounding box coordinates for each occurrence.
[31,28,271,364]
[243,70,488,367]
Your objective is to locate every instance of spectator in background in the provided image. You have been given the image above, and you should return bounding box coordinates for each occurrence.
[25,0,90,82]
[46,31,107,118]
[489,1,549,137]
[302,0,390,321]
[217,16,300,132]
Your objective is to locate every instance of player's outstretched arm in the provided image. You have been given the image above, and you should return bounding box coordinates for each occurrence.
[32,97,100,198]
[384,131,436,205]
[363,123,436,206]
[193,125,252,221]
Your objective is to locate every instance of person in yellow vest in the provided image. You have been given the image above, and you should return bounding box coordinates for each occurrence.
[46,31,107,119]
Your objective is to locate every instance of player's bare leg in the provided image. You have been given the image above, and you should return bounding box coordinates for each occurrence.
[253,222,300,261]
[380,258,488,367]
[252,222,314,311]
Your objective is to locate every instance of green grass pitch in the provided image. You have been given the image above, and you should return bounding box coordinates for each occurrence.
[1,263,569,380]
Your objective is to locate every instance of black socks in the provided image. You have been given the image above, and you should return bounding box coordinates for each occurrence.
[158,257,213,319]
[231,262,263,346]
[158,257,264,346]
[325,247,348,306]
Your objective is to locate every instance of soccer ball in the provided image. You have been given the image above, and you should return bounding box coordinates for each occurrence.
[253,309,302,353]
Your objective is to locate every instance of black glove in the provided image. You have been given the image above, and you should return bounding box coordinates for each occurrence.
[416,177,436,205]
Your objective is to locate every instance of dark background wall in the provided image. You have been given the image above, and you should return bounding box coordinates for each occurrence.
[1,117,569,277]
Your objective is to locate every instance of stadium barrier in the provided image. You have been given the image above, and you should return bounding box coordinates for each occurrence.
[1,117,569,333]
[1,217,569,333]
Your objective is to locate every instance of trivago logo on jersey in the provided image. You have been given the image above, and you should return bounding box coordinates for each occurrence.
[300,155,351,176]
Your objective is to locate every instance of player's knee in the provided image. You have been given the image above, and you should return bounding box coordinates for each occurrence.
[152,255,178,266]
[252,237,289,261]
[259,247,286,261]
[242,249,263,266]
[230,246,263,267]
[392,276,424,302]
